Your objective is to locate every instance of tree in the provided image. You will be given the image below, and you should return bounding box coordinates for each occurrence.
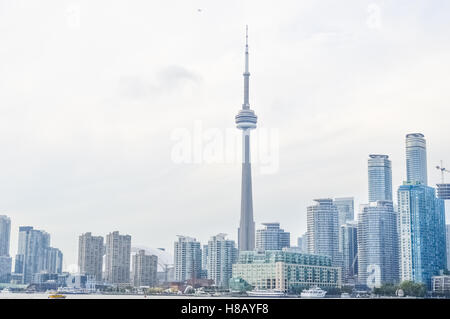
[398,281,426,297]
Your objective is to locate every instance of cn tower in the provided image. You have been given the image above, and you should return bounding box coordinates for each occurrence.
[236,26,257,251]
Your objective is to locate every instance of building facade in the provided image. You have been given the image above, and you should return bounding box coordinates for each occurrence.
[357,201,399,288]
[340,221,358,283]
[306,199,340,266]
[132,250,158,287]
[14,227,63,284]
[207,234,238,288]
[447,225,450,271]
[104,231,131,284]
[368,155,393,202]
[256,223,290,252]
[334,197,355,227]
[0,215,11,283]
[405,133,428,186]
[174,236,201,282]
[78,232,104,282]
[398,183,447,288]
[231,251,341,292]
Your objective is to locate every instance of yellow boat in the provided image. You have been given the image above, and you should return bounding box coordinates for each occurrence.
[48,293,66,299]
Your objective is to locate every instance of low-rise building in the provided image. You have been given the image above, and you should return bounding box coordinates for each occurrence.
[231,250,341,292]
[432,275,450,295]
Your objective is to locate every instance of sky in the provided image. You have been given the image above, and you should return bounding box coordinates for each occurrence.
[1,0,450,271]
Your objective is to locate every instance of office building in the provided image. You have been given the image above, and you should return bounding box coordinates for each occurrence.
[78,232,104,282]
[447,225,450,271]
[44,247,63,274]
[174,236,201,282]
[132,250,158,287]
[432,275,450,294]
[104,231,131,284]
[231,250,341,292]
[207,234,238,288]
[256,223,290,252]
[398,183,447,288]
[405,133,428,185]
[357,201,399,288]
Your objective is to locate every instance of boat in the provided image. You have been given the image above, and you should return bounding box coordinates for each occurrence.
[300,286,327,298]
[340,292,351,298]
[247,289,287,298]
[48,292,66,299]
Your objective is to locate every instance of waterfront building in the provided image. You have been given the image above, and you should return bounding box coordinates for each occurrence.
[231,250,341,292]
[207,234,238,288]
[132,249,158,287]
[174,236,201,282]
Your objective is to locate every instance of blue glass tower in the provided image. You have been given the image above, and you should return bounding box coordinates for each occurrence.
[398,183,447,288]
[406,133,428,186]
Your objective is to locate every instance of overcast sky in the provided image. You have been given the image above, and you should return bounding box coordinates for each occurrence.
[1,0,450,271]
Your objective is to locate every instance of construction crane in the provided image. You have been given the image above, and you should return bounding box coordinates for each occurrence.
[436,160,450,183]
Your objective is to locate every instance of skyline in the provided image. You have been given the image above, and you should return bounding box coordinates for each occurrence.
[1,1,450,270]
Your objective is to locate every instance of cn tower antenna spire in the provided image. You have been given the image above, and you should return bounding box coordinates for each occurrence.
[243,25,250,109]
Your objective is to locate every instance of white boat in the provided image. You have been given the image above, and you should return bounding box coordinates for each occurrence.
[300,286,327,298]
[247,289,287,297]
[340,292,351,298]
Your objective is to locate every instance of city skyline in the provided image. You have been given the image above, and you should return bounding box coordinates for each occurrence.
[1,1,450,270]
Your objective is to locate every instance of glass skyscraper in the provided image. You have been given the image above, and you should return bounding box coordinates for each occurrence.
[340,221,358,283]
[405,133,428,186]
[368,154,393,202]
[357,201,399,287]
[398,183,447,288]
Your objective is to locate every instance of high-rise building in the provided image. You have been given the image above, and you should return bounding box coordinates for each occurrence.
[255,223,290,252]
[14,226,62,284]
[306,199,340,266]
[236,27,257,252]
[207,234,238,288]
[405,133,428,185]
[174,236,201,282]
[340,221,358,283]
[0,256,12,283]
[202,244,208,274]
[447,225,450,271]
[0,215,11,283]
[357,201,399,288]
[132,250,158,287]
[104,231,131,284]
[0,215,11,257]
[78,233,104,282]
[334,197,354,227]
[368,155,393,202]
[398,183,447,288]
[44,247,63,274]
